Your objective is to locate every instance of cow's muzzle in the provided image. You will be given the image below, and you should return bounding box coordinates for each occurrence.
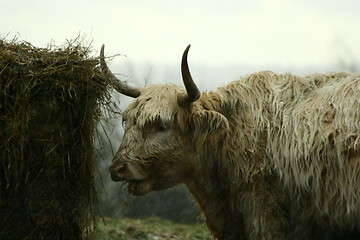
[109,161,128,181]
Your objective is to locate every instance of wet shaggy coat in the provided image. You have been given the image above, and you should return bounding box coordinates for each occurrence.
[115,71,360,240]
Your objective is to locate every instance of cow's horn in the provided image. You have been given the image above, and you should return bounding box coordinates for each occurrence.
[178,44,200,106]
[100,44,141,98]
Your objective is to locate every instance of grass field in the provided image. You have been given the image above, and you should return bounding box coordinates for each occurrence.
[96,217,211,240]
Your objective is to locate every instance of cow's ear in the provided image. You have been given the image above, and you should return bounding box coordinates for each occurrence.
[190,110,229,135]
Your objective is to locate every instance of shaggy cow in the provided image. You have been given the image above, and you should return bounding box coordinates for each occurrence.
[102,45,360,240]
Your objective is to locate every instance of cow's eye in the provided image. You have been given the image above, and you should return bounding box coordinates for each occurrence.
[155,124,168,132]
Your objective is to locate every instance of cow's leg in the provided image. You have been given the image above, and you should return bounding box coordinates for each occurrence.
[241,175,290,240]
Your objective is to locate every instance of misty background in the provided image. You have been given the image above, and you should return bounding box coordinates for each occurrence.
[2,0,360,223]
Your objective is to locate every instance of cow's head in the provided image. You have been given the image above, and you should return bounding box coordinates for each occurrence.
[101,45,229,196]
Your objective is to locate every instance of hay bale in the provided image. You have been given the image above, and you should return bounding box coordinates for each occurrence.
[0,39,111,240]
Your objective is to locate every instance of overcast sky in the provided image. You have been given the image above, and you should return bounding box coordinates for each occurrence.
[2,0,360,88]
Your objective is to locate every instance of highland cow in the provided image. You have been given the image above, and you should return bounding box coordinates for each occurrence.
[102,45,360,240]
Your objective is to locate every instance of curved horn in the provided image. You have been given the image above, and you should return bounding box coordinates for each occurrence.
[178,44,200,106]
[100,44,141,98]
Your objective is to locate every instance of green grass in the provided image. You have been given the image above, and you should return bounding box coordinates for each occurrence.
[96,217,212,240]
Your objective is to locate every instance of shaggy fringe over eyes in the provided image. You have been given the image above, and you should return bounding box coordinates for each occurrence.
[122,84,182,129]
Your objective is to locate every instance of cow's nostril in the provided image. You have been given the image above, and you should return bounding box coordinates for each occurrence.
[118,164,127,174]
[109,162,128,181]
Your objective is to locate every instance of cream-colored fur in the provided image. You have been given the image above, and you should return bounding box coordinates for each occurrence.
[115,71,360,240]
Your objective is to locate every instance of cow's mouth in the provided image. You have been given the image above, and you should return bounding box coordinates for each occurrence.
[126,179,151,196]
[124,177,178,196]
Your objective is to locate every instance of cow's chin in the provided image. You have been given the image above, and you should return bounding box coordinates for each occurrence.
[126,178,177,196]
[126,179,152,196]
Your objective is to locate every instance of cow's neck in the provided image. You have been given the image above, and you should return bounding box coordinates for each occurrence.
[185,147,246,240]
[185,156,228,239]
[183,86,270,239]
